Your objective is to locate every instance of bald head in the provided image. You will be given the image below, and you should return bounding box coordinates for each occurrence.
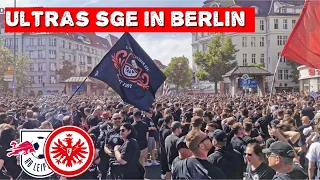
[301,116,310,125]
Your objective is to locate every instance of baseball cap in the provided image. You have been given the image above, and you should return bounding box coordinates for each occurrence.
[176,136,188,150]
[262,141,295,158]
[133,109,142,117]
[211,129,227,142]
[171,121,182,131]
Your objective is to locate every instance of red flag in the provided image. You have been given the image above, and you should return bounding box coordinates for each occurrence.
[281,0,320,68]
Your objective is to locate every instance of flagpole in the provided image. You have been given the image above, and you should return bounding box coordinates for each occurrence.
[268,56,282,108]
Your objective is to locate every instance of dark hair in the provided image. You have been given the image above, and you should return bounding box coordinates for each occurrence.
[164,114,173,124]
[0,127,16,149]
[247,143,265,161]
[122,123,137,139]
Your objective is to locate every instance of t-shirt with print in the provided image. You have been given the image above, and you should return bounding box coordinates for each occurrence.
[306,141,320,179]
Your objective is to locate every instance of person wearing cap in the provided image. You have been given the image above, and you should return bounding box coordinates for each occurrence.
[173,130,225,179]
[171,136,192,179]
[208,129,245,179]
[263,141,307,179]
[131,109,149,177]
[165,121,182,176]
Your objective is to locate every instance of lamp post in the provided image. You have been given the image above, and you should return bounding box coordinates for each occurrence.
[12,0,17,97]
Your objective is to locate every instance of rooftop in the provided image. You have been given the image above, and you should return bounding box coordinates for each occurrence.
[222,66,273,78]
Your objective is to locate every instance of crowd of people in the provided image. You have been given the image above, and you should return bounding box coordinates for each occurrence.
[0,92,318,179]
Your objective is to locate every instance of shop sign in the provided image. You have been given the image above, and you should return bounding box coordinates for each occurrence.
[308,68,320,76]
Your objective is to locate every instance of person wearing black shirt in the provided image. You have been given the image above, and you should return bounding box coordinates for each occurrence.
[263,141,308,180]
[102,113,123,179]
[173,130,226,179]
[21,110,41,129]
[244,143,275,180]
[301,101,315,120]
[159,114,173,179]
[111,123,144,179]
[173,103,182,122]
[131,109,149,177]
[143,110,159,166]
[208,129,245,179]
[165,121,182,172]
[231,122,247,154]
[71,103,84,127]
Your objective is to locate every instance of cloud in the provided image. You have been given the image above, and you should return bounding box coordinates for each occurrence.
[132,33,192,67]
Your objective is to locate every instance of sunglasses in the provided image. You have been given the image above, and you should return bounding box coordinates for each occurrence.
[113,117,121,120]
[120,129,126,132]
[198,136,211,147]
[244,153,252,156]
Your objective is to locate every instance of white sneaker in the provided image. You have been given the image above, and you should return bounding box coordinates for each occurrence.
[151,160,160,166]
[144,161,152,167]
[161,174,166,179]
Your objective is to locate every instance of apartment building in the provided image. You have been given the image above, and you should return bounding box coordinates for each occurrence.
[192,0,304,92]
[0,14,119,95]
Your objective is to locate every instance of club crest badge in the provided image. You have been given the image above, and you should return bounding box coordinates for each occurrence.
[6,129,54,178]
[112,49,150,89]
[44,126,95,178]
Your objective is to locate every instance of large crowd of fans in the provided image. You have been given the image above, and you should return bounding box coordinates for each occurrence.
[0,92,318,179]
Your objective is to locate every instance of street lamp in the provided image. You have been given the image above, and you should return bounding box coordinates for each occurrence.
[13,0,17,97]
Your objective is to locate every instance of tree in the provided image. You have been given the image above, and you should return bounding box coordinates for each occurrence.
[249,62,265,69]
[56,61,76,82]
[286,60,300,83]
[0,41,32,93]
[163,56,192,92]
[193,33,238,92]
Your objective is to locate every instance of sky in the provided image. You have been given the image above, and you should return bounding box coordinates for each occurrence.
[0,0,205,66]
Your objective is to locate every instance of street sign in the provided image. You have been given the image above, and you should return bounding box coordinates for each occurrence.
[241,74,249,80]
[240,79,257,88]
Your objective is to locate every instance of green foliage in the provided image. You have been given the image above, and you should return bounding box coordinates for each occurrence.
[286,60,300,83]
[249,62,265,69]
[56,61,76,81]
[193,33,238,92]
[0,42,32,92]
[163,56,192,92]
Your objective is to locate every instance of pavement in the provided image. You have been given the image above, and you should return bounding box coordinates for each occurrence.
[145,165,162,179]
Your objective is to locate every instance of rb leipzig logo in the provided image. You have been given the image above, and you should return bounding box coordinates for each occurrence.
[44,126,95,178]
[7,129,54,178]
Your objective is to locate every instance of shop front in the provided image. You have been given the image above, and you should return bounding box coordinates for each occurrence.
[298,65,320,93]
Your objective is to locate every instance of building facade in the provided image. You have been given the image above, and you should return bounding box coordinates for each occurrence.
[0,15,119,96]
[192,0,304,92]
[298,66,320,93]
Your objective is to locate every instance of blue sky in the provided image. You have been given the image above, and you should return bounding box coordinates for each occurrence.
[1,0,205,66]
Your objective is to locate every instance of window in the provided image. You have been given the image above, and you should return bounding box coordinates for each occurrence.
[260,37,265,47]
[68,42,72,49]
[281,8,287,13]
[49,38,56,46]
[242,37,247,47]
[62,40,65,48]
[292,20,296,28]
[274,19,279,29]
[49,50,56,59]
[259,20,264,31]
[38,63,43,71]
[50,63,56,71]
[50,76,56,84]
[87,56,92,64]
[79,45,83,51]
[277,36,283,45]
[202,43,208,52]
[68,55,72,61]
[38,76,43,84]
[243,54,248,66]
[283,19,288,29]
[260,54,265,64]
[283,36,288,45]
[38,50,43,58]
[76,44,79,50]
[278,70,283,80]
[29,50,37,58]
[303,79,310,92]
[278,53,286,62]
[30,76,34,84]
[38,38,43,46]
[251,54,256,64]
[30,64,34,72]
[62,52,65,60]
[251,37,256,47]
[30,38,34,46]
[284,70,289,80]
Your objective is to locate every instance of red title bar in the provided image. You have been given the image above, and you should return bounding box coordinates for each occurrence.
[4,7,255,33]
